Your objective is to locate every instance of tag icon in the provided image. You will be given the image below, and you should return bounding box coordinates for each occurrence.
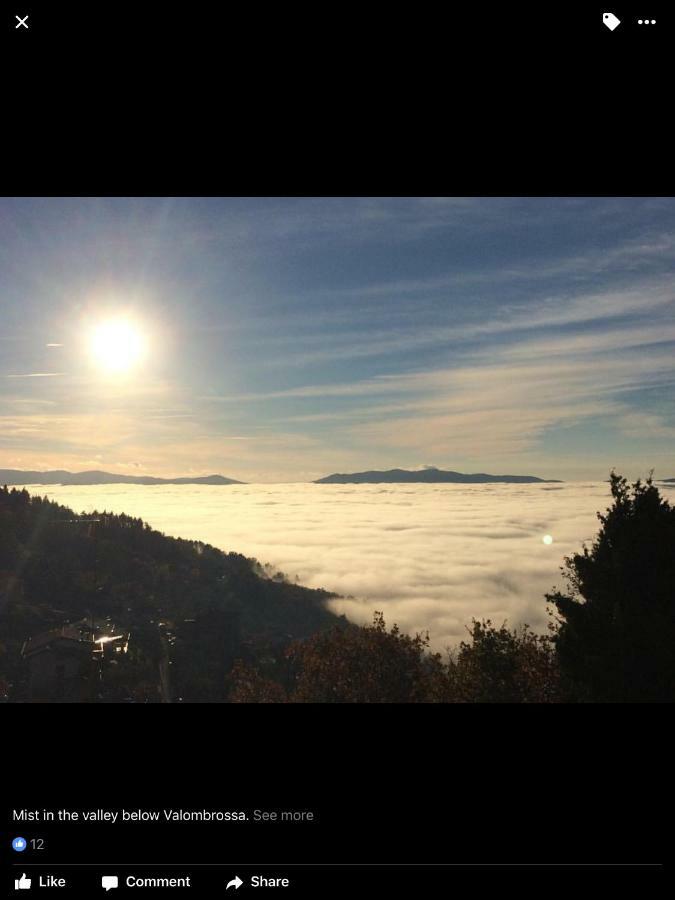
[602,12,621,31]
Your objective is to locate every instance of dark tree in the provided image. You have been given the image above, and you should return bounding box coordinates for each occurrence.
[226,615,559,703]
[225,660,289,703]
[447,620,560,703]
[547,473,675,701]
[284,612,442,702]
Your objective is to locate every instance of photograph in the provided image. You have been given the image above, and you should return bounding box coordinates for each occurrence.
[1,4,670,895]
[1,196,673,704]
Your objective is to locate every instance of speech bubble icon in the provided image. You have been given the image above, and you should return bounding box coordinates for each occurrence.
[102,876,119,891]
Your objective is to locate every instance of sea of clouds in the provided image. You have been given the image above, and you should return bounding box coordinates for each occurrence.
[21,481,675,650]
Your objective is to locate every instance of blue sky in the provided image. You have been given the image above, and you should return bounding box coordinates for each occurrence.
[1,197,674,481]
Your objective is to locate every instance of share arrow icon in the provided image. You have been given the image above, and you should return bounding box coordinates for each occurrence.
[226,875,244,890]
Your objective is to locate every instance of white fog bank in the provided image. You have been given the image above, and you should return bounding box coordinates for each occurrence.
[19,481,674,649]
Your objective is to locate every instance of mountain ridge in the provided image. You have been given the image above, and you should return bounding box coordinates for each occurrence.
[0,469,244,486]
[315,467,561,484]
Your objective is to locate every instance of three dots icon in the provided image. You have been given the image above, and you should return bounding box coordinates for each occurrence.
[637,19,656,25]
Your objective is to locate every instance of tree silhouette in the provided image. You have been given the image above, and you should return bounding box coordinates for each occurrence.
[227,614,559,703]
[287,612,446,702]
[547,473,675,701]
[447,620,560,703]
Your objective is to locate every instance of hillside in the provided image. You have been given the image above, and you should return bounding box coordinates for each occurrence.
[0,469,243,486]
[0,487,339,701]
[315,467,560,484]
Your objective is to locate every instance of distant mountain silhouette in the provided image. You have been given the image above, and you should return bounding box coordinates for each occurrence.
[315,467,561,484]
[0,469,244,486]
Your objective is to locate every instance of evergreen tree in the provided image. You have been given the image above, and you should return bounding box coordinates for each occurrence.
[547,473,675,701]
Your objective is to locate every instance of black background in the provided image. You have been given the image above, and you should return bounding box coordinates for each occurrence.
[5,706,668,883]
[2,3,671,895]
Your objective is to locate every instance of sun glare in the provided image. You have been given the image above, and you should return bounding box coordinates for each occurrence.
[90,318,145,373]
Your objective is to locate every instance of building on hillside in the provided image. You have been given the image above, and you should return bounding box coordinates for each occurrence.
[21,626,95,701]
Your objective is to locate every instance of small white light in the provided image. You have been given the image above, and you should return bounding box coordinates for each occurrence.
[542,534,554,545]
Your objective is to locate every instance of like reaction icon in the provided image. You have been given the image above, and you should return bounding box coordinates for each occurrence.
[15,873,32,890]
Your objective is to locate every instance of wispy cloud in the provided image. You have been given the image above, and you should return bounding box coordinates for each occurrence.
[305,230,675,301]
[247,277,675,370]
[5,372,64,378]
[2,197,674,480]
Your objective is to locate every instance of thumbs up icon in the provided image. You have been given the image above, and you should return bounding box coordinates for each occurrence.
[15,873,32,890]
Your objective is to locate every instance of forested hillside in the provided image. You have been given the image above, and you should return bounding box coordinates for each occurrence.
[0,487,340,700]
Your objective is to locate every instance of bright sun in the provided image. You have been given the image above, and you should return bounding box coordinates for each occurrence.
[90,318,145,373]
